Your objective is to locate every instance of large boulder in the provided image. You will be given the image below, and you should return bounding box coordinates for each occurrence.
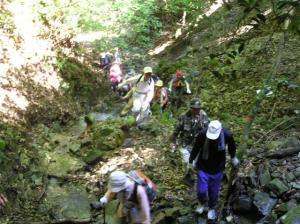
[92,123,125,151]
[253,192,277,216]
[280,205,300,224]
[45,151,85,178]
[42,179,92,223]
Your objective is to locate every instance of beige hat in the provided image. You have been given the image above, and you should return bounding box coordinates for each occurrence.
[108,171,130,192]
[143,66,153,74]
[206,120,222,140]
[155,80,163,87]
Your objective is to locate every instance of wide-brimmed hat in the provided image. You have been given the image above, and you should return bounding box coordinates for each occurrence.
[190,98,201,109]
[143,67,153,74]
[108,171,130,192]
[155,80,163,87]
[206,120,222,140]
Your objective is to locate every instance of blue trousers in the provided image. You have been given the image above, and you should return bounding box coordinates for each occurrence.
[197,170,223,209]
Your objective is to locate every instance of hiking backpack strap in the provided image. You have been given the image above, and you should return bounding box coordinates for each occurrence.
[135,74,143,85]
[129,182,139,204]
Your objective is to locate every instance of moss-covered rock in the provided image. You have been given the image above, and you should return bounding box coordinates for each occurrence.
[42,179,92,223]
[45,151,85,178]
[81,148,105,164]
[281,205,300,224]
[92,123,125,151]
[268,178,289,196]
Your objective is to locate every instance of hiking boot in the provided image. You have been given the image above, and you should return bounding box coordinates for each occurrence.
[207,209,217,220]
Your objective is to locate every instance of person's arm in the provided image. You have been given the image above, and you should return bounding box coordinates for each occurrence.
[189,134,202,164]
[224,129,236,158]
[137,186,151,224]
[168,79,174,91]
[118,75,141,88]
[184,78,191,93]
[201,110,210,128]
[101,190,116,204]
[161,88,168,106]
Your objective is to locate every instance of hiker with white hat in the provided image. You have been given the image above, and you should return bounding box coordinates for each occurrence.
[118,67,154,123]
[91,171,151,224]
[189,120,239,221]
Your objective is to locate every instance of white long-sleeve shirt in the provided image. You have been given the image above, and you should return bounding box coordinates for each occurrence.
[119,74,154,104]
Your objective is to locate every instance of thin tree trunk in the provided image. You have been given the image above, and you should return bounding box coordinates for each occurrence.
[218,31,287,221]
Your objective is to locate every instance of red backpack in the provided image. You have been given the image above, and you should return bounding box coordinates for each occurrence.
[127,170,157,202]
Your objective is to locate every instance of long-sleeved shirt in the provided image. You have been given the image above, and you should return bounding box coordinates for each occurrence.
[118,74,154,105]
[172,110,209,146]
[189,128,236,174]
[104,181,151,224]
[153,87,168,106]
[109,64,122,83]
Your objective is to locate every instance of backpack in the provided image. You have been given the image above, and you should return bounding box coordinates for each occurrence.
[172,76,185,88]
[127,170,157,203]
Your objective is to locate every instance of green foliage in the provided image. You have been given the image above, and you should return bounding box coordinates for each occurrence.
[0,5,15,32]
[56,55,110,106]
[155,59,188,81]
[114,116,136,127]
[0,139,6,163]
[208,43,246,81]
[236,0,300,34]
[157,0,207,23]
[116,0,162,47]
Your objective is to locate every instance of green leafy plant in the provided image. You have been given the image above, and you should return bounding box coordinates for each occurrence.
[0,139,5,163]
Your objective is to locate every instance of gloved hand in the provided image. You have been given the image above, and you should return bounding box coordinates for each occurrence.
[171,143,176,152]
[90,196,108,210]
[186,89,191,94]
[99,196,108,207]
[168,88,172,93]
[231,157,240,167]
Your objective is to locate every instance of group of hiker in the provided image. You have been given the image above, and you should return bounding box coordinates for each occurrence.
[92,57,241,223]
[116,68,190,123]
[100,49,193,122]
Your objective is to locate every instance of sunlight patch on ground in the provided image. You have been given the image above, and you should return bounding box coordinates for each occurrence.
[95,147,157,176]
[73,31,108,43]
[0,2,64,121]
[7,2,62,89]
[148,40,175,56]
[216,9,272,45]
[148,0,225,56]
[196,0,224,22]
[0,89,29,110]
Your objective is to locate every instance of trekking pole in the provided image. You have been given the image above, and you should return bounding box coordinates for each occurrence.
[103,207,106,224]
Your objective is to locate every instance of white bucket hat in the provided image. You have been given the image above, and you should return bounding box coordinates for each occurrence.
[206,120,222,140]
[108,171,130,192]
